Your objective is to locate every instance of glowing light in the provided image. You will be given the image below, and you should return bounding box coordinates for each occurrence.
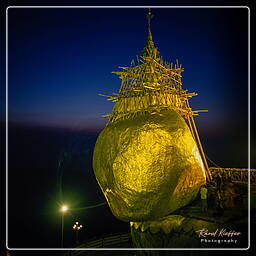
[60,205,68,212]
[73,221,83,231]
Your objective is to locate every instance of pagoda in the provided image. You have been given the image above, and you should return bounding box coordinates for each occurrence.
[100,9,212,182]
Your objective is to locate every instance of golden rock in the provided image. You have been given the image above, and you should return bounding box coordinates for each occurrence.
[93,109,206,222]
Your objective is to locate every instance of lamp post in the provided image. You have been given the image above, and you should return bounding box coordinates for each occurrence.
[73,221,83,244]
[60,205,68,248]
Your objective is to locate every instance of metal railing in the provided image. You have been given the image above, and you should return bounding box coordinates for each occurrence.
[63,233,132,255]
[81,233,131,248]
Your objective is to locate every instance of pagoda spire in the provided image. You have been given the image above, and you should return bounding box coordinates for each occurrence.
[140,8,159,59]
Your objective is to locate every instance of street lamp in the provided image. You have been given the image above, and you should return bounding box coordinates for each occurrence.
[73,221,83,244]
[60,205,68,248]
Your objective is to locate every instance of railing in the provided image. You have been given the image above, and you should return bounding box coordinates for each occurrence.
[81,233,130,248]
[209,167,256,184]
[63,233,132,255]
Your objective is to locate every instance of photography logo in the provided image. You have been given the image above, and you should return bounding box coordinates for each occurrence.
[196,228,242,244]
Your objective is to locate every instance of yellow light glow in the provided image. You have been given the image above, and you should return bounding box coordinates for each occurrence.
[60,205,68,212]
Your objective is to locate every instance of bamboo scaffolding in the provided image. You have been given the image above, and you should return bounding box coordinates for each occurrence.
[185,100,212,183]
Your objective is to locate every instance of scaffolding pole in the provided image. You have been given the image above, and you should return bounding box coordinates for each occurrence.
[189,115,212,183]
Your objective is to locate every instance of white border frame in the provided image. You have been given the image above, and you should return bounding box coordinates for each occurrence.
[5,5,251,251]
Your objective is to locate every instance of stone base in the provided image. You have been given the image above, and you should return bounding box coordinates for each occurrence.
[130,213,248,254]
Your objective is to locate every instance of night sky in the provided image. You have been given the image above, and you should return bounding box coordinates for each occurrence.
[3,6,253,252]
[7,7,248,132]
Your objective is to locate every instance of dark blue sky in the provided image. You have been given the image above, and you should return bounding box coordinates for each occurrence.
[7,7,248,134]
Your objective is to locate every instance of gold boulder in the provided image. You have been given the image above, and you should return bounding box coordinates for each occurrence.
[93,109,206,222]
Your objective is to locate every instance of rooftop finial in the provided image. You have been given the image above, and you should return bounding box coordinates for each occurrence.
[146,8,154,33]
[140,8,159,59]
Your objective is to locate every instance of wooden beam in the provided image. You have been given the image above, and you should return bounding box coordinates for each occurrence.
[190,115,212,183]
